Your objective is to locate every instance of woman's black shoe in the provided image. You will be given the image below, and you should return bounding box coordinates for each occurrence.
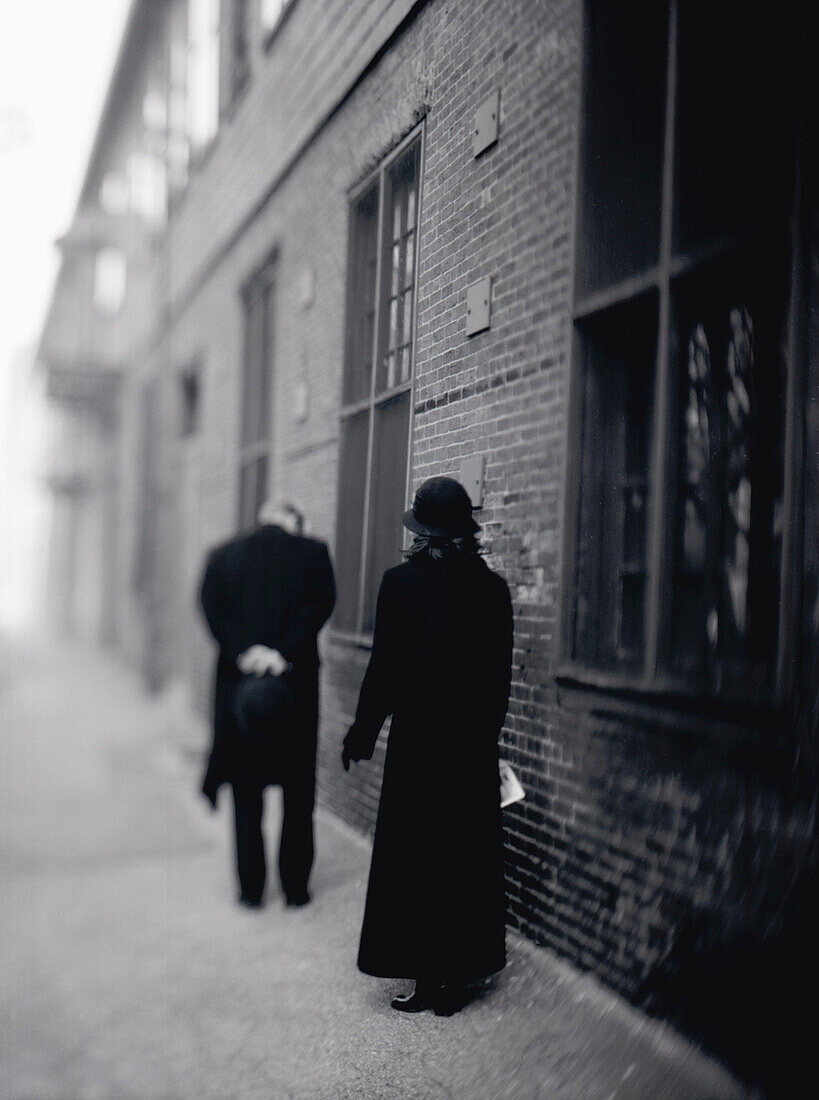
[284,891,311,907]
[433,984,468,1016]
[390,981,439,1013]
[391,990,432,1012]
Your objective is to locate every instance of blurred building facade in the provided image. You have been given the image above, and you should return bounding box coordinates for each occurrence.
[38,0,817,1087]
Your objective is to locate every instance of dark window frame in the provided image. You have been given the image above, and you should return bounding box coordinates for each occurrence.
[237,249,277,534]
[216,0,254,124]
[179,361,202,438]
[332,125,424,645]
[225,0,251,111]
[186,0,222,158]
[559,0,806,711]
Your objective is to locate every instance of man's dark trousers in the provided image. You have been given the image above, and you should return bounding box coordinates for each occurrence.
[232,770,314,904]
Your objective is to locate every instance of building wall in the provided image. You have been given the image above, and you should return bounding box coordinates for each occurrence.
[164,0,421,309]
[50,0,815,1087]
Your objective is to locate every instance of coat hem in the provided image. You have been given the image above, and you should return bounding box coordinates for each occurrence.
[357,956,506,982]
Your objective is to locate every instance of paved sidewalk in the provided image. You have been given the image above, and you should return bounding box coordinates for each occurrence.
[0,637,748,1099]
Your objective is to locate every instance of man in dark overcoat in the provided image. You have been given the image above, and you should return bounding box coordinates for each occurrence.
[199,500,335,908]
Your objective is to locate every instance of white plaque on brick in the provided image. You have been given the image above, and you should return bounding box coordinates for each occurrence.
[473,90,500,157]
[294,380,309,421]
[298,266,315,308]
[466,276,492,336]
[460,455,484,508]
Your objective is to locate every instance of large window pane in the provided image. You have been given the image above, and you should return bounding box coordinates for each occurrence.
[361,393,411,634]
[572,294,656,671]
[344,185,379,405]
[187,0,220,149]
[260,0,288,32]
[241,284,271,447]
[230,0,250,103]
[336,133,420,635]
[94,247,127,313]
[334,411,370,633]
[578,0,667,295]
[674,1,795,257]
[238,454,268,535]
[238,267,274,533]
[668,259,788,691]
[377,142,420,393]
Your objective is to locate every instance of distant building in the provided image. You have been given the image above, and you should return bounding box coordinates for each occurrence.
[0,348,50,630]
[38,1,818,1089]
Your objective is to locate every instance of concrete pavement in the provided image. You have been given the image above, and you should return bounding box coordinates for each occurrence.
[0,636,749,1099]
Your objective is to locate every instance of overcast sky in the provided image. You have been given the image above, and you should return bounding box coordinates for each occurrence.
[0,0,132,628]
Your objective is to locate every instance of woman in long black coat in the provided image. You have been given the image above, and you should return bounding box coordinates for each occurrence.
[342,476,513,1015]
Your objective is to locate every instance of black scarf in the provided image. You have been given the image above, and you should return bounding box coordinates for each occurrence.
[404,534,482,561]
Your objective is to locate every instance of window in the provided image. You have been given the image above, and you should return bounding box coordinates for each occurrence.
[127,151,167,227]
[187,0,220,150]
[93,247,126,313]
[99,171,129,216]
[260,0,289,36]
[133,380,160,595]
[180,367,200,438]
[334,132,422,637]
[142,89,168,133]
[168,34,190,191]
[226,0,250,107]
[238,257,276,533]
[564,1,801,703]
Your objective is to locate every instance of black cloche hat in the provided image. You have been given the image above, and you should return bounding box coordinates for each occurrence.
[402,476,479,538]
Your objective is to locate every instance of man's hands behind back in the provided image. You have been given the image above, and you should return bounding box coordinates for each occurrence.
[237,645,289,677]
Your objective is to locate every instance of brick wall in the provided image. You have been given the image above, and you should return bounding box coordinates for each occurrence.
[123,0,817,1087]
[163,0,422,310]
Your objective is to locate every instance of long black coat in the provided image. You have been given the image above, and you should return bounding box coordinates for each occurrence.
[343,551,513,981]
[199,524,335,796]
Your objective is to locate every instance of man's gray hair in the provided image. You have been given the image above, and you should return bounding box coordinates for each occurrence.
[258,498,305,535]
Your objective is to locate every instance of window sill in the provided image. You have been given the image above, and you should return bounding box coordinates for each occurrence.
[341,379,413,420]
[554,665,793,746]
